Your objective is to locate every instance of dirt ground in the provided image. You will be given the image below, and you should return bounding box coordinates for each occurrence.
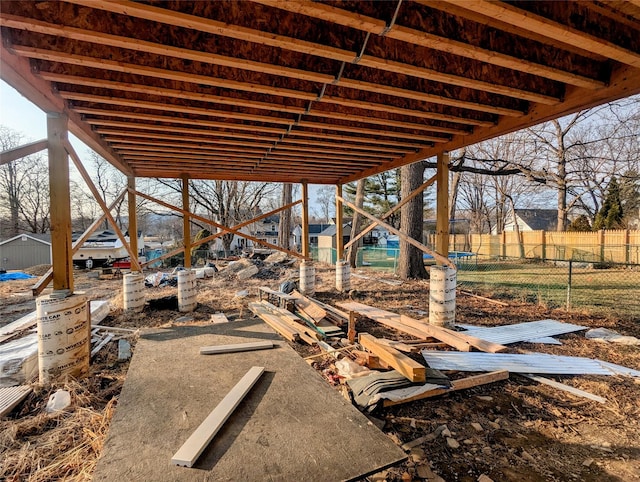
[1,262,639,482]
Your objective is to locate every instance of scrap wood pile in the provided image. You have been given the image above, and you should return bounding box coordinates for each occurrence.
[249,288,640,412]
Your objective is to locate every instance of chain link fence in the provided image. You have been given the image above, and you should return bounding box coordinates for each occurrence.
[310,246,640,320]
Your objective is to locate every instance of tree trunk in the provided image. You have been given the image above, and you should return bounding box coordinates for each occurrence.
[347,179,366,268]
[398,162,428,280]
[278,183,292,250]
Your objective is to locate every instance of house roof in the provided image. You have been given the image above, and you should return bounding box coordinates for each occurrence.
[1,1,638,184]
[0,233,52,246]
[71,229,118,243]
[515,209,558,231]
[319,223,352,237]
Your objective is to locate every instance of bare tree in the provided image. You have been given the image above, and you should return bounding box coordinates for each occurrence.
[313,185,334,222]
[0,127,50,235]
[85,151,127,230]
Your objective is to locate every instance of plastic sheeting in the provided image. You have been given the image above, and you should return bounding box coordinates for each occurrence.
[0,272,34,281]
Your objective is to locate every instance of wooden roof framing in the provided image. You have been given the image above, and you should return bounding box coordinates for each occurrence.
[1,0,639,184]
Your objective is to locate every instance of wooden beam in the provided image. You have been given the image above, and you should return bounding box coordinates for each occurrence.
[436,152,449,262]
[248,302,300,342]
[0,44,131,175]
[39,70,486,132]
[181,175,191,269]
[255,0,605,89]
[335,184,344,262]
[132,189,306,259]
[171,366,265,468]
[439,0,640,68]
[301,182,310,258]
[11,43,515,118]
[382,370,509,407]
[127,176,138,270]
[359,333,426,383]
[96,128,279,144]
[336,194,455,268]
[10,46,316,101]
[38,71,306,116]
[199,341,274,355]
[47,113,73,292]
[65,140,142,271]
[0,139,47,165]
[339,63,640,184]
[344,174,437,249]
[521,374,607,404]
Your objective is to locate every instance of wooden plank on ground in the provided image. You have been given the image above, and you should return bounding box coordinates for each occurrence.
[290,290,326,323]
[337,301,432,340]
[0,385,33,417]
[200,341,274,355]
[248,302,299,342]
[210,313,229,324]
[171,366,265,468]
[258,301,320,343]
[359,333,426,383]
[383,370,509,407]
[400,315,507,353]
[521,374,607,404]
[308,297,349,325]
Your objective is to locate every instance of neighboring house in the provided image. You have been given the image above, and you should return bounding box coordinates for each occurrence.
[72,229,145,267]
[316,222,387,263]
[0,233,52,270]
[502,209,558,232]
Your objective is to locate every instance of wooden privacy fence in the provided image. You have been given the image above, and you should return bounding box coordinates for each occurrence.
[429,230,640,264]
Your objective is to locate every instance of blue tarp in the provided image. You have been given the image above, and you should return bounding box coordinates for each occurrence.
[0,272,34,281]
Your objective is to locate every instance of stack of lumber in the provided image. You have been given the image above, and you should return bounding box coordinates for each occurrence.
[248,301,318,345]
[289,291,344,337]
[337,301,506,353]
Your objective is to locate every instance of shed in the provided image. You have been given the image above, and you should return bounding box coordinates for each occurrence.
[0,233,51,271]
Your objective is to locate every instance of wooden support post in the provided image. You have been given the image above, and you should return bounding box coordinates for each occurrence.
[335,184,344,262]
[436,152,449,264]
[127,176,139,270]
[301,181,310,258]
[182,174,191,268]
[47,113,73,293]
[348,311,356,343]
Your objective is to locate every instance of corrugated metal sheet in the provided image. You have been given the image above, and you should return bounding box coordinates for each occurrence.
[0,385,32,417]
[421,351,640,377]
[456,320,586,345]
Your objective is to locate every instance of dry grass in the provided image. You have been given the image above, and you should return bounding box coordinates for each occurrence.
[0,376,122,482]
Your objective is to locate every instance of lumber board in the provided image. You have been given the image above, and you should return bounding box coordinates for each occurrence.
[290,290,326,323]
[383,370,509,407]
[0,385,33,417]
[359,333,426,383]
[258,301,321,342]
[400,315,507,353]
[308,297,349,325]
[171,366,265,468]
[248,302,299,342]
[336,301,432,340]
[200,341,274,355]
[521,374,607,404]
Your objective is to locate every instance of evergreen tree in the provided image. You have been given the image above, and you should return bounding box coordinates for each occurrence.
[593,177,624,230]
[568,214,591,232]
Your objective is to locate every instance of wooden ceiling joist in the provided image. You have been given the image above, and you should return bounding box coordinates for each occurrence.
[438,0,640,68]
[1,13,559,105]
[252,0,607,89]
[1,1,638,184]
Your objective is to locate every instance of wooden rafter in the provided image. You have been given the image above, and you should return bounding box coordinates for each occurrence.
[438,0,640,68]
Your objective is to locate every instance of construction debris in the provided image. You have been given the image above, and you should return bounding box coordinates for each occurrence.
[422,351,640,377]
[118,339,132,361]
[585,327,640,345]
[457,319,587,345]
[0,385,32,417]
[359,333,426,382]
[521,374,607,404]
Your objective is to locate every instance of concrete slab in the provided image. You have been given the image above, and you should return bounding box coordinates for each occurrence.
[93,319,406,482]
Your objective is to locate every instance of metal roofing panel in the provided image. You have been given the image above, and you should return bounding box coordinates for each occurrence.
[456,320,586,345]
[421,351,640,377]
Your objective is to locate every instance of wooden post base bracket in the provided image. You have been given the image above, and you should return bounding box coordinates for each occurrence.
[171,366,265,468]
